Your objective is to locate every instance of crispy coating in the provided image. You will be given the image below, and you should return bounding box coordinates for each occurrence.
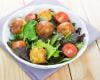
[36,21,54,39]
[10,18,26,34]
[29,48,47,64]
[57,22,75,36]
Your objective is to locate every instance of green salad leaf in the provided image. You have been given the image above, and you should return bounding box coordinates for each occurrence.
[76,42,84,50]
[59,58,72,63]
[65,33,78,43]
[23,20,37,41]
[46,40,60,59]
[32,39,60,60]
[50,33,64,47]
[13,33,23,40]
[53,50,61,57]
[50,34,60,45]
[33,39,46,48]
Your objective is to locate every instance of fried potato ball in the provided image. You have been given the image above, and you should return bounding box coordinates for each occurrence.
[39,9,52,21]
[10,18,26,34]
[36,21,54,39]
[57,22,75,36]
[29,47,47,64]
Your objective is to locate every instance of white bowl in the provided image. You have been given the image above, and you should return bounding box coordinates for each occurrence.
[2,4,89,69]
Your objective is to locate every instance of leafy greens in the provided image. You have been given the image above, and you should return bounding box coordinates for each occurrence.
[23,20,37,41]
[32,39,60,59]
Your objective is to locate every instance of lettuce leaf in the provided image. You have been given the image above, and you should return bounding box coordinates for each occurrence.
[76,42,84,50]
[23,20,37,41]
[32,39,46,48]
[59,58,72,63]
[32,39,60,60]
[50,34,60,45]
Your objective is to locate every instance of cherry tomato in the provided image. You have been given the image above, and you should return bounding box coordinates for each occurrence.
[25,13,37,21]
[62,43,78,58]
[54,12,69,23]
[12,40,26,49]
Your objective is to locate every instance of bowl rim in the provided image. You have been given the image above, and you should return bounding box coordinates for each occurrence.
[2,4,89,69]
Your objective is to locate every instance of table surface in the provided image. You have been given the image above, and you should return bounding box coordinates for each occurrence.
[0,0,100,80]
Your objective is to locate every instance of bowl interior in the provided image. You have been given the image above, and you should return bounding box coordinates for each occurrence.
[2,4,89,69]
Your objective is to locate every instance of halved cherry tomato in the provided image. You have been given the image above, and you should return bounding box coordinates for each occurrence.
[25,13,37,21]
[12,40,26,49]
[62,43,78,58]
[54,12,69,23]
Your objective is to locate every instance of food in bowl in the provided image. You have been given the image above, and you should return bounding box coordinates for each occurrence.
[7,9,85,65]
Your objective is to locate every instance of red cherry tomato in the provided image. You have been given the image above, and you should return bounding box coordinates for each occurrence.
[62,43,78,58]
[12,40,26,49]
[25,13,37,21]
[54,12,69,23]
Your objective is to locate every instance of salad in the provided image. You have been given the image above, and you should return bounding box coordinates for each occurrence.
[7,9,85,65]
